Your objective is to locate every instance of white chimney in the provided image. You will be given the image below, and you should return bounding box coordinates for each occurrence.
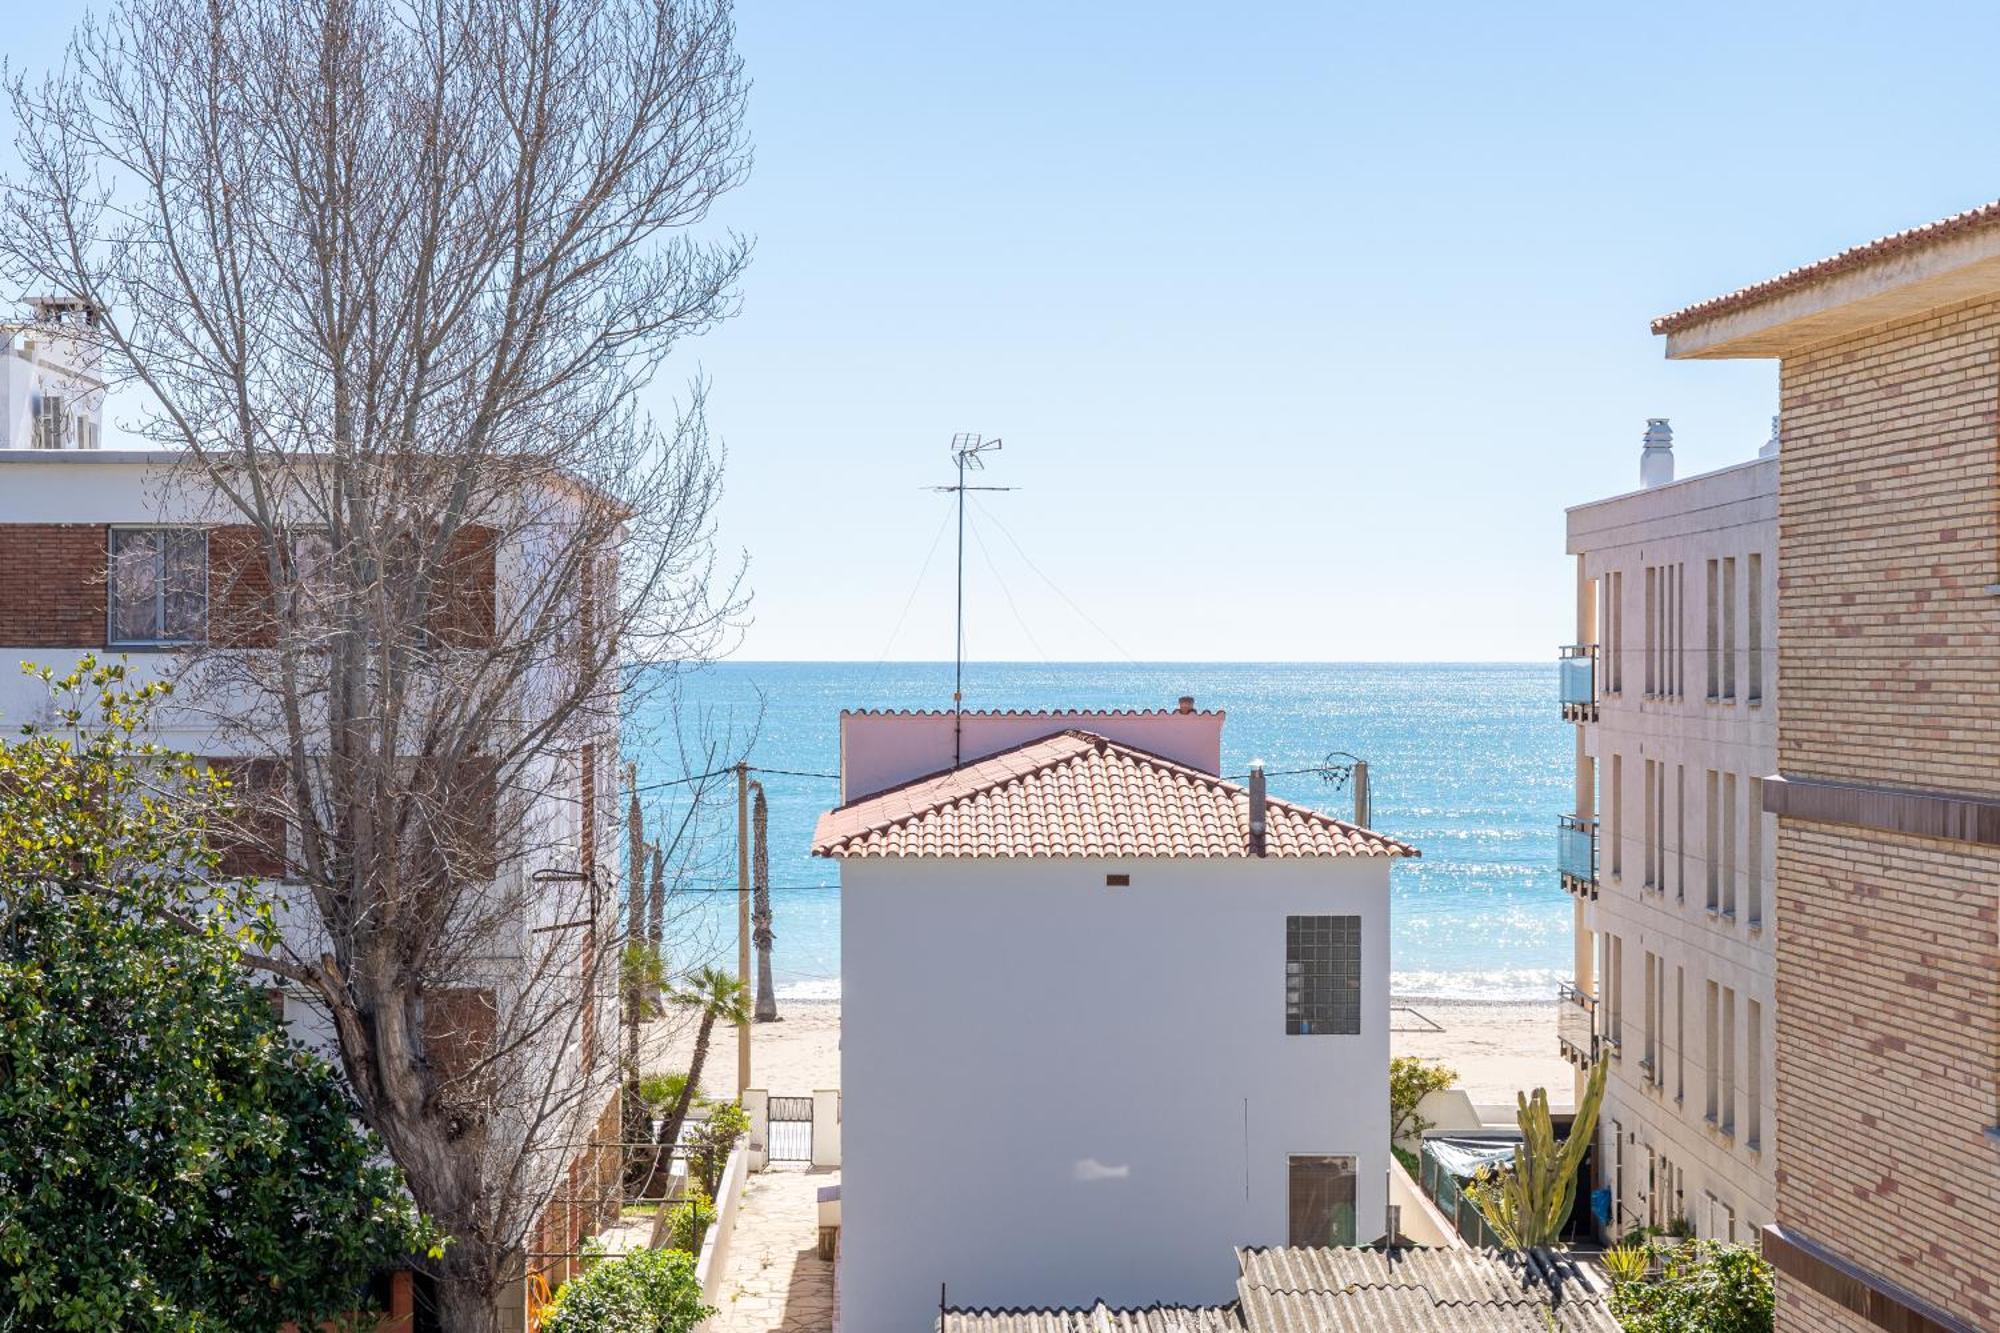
[1760,414,1780,458]
[1640,417,1675,488]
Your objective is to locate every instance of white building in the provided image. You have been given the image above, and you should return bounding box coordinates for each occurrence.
[814,704,1417,1333]
[0,341,625,1326]
[0,295,107,451]
[1561,419,1777,1244]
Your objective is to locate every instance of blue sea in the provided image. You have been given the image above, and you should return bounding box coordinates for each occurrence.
[626,662,1570,1003]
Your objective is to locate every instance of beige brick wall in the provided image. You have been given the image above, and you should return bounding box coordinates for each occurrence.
[1778,297,2000,795]
[1776,1272,1873,1333]
[1773,298,2000,1333]
[1773,823,1999,1329]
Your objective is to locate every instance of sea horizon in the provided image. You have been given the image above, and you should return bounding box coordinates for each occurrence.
[628,659,1572,1004]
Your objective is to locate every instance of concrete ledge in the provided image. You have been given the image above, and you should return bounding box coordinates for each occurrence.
[1764,773,2000,846]
[1762,1224,1980,1333]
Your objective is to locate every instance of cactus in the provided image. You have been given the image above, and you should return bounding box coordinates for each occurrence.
[1467,1057,1607,1248]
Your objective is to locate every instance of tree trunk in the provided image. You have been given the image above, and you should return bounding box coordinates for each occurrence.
[433,1267,505,1333]
[751,784,778,1022]
[622,775,650,1167]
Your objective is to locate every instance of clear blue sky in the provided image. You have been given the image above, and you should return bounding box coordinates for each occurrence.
[12,4,1999,660]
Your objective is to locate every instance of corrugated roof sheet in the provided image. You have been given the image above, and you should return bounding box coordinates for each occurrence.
[939,1303,1244,1332]
[1233,1246,1620,1333]
[1650,198,2000,335]
[812,730,1418,861]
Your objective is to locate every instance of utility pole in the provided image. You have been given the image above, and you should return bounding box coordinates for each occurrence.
[735,761,751,1098]
[930,434,1011,767]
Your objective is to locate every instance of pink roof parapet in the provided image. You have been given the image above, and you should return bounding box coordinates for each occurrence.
[813,729,1418,861]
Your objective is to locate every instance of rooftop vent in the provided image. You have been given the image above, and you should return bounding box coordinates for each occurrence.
[1640,418,1674,488]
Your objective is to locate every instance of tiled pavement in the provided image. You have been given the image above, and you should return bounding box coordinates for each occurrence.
[707,1164,838,1333]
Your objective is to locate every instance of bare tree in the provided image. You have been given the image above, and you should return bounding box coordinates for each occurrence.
[1,1,751,1328]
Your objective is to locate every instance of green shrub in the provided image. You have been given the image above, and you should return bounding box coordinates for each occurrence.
[539,1247,711,1333]
[688,1102,750,1196]
[668,1180,717,1254]
[1390,1056,1458,1143]
[1601,1242,1650,1284]
[1609,1239,1773,1333]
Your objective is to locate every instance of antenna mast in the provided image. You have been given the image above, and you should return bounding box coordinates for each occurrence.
[932,433,1011,767]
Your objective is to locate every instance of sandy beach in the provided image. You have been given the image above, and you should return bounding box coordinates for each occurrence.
[646,995,1566,1112]
[643,999,843,1100]
[1391,998,1572,1112]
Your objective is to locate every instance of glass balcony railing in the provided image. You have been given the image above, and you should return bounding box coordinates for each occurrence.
[1559,644,1597,721]
[1558,814,1598,898]
[1558,981,1600,1067]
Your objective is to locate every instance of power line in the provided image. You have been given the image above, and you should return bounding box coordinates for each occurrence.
[629,763,838,797]
[968,512,1049,662]
[876,498,955,661]
[971,495,1138,664]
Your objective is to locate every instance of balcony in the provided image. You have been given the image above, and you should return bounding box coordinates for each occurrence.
[1558,814,1598,899]
[1559,644,1597,722]
[1558,982,1606,1068]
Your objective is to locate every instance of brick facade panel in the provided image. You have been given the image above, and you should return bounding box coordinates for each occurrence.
[0,523,107,646]
[1776,1272,1875,1333]
[1778,299,2000,796]
[1773,823,1999,1330]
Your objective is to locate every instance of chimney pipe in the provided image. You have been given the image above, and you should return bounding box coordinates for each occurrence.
[1640,418,1674,488]
[1177,695,1195,714]
[1760,414,1780,458]
[1248,760,1267,857]
[1351,759,1371,829]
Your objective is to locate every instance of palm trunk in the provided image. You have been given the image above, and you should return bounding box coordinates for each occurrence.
[646,848,666,1016]
[751,784,778,1022]
[645,1014,717,1245]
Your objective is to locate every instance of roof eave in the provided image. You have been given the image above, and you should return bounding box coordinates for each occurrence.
[1656,221,2000,360]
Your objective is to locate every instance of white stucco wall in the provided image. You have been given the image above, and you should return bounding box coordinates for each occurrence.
[839,854,1391,1332]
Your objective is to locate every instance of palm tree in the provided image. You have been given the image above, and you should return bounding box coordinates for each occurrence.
[644,966,750,1230]
[751,782,779,1023]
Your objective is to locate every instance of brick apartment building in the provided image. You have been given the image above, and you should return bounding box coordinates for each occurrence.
[0,303,625,1330]
[1656,203,2000,1333]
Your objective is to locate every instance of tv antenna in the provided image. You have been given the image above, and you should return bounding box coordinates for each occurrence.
[929,433,1014,767]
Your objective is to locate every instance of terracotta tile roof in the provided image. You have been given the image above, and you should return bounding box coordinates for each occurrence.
[1651,198,2000,335]
[1232,1247,1620,1333]
[812,730,1417,860]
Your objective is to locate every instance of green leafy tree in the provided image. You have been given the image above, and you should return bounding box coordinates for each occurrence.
[1610,1240,1774,1333]
[0,660,432,1330]
[1465,1058,1607,1248]
[644,968,750,1244]
[1390,1055,1458,1144]
[538,1247,711,1333]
